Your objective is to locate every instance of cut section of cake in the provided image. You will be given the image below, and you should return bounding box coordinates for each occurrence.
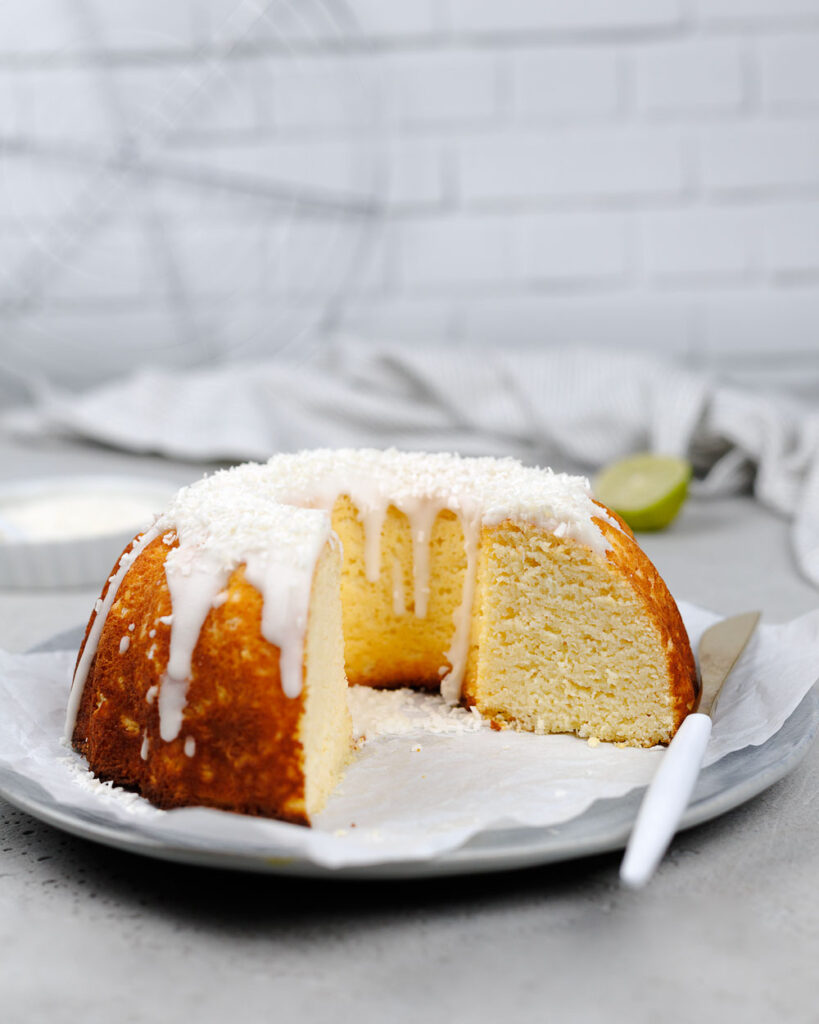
[461,516,695,746]
[68,496,351,824]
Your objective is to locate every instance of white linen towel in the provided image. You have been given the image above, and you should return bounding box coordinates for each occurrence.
[4,340,819,586]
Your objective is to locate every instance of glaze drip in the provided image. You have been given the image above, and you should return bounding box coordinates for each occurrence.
[158,549,230,742]
[65,525,161,740]
[400,497,439,619]
[440,509,481,703]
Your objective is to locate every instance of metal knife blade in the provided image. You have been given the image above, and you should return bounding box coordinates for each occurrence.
[698,610,761,717]
[620,609,762,889]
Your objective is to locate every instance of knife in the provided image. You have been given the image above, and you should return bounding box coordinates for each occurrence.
[619,610,761,889]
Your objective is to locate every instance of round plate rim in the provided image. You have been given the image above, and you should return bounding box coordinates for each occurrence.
[2,668,816,878]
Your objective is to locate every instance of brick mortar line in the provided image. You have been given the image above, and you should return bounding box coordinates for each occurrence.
[5,275,819,312]
[4,108,817,155]
[3,21,819,69]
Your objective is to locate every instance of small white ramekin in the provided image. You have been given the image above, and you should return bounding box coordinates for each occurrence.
[0,475,179,589]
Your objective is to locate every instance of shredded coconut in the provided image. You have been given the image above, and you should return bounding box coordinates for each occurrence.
[348,687,486,741]
[59,753,162,818]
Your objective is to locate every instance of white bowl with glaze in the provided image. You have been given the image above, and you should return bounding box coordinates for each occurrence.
[0,475,179,589]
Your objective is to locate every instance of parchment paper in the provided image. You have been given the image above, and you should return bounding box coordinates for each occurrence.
[0,602,817,868]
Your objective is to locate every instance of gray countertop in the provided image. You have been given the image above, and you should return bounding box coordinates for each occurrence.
[1,435,816,1024]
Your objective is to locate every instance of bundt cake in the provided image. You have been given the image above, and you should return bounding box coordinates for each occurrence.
[66,449,698,825]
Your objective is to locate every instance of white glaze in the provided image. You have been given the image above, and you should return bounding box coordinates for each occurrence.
[154,490,331,734]
[401,497,439,619]
[158,549,229,742]
[64,525,161,740]
[440,508,481,704]
[360,504,387,583]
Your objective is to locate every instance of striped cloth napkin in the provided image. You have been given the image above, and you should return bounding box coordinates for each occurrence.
[4,340,819,586]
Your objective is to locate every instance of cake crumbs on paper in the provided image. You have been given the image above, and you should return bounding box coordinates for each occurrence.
[587,736,601,748]
[411,744,422,753]
[347,686,485,742]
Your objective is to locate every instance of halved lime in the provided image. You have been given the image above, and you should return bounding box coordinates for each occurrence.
[593,453,692,532]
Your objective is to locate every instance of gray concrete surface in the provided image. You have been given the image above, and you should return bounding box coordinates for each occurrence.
[1,436,817,1024]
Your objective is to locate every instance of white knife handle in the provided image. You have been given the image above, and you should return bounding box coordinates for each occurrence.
[620,713,713,889]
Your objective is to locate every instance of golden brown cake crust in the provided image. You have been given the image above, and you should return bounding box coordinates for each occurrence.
[592,503,699,729]
[72,536,310,824]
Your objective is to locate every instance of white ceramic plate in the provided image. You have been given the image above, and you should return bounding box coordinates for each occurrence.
[1,628,816,880]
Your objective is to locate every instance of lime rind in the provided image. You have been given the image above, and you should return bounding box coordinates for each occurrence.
[593,454,692,532]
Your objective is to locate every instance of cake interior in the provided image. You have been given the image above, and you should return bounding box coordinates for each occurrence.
[332,496,467,689]
[463,522,677,746]
[300,543,352,817]
[329,497,679,747]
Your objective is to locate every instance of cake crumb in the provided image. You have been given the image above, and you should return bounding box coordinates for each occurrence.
[587,736,601,749]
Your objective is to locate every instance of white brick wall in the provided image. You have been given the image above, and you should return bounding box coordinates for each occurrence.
[386,52,501,127]
[761,34,819,109]
[763,203,819,274]
[397,216,518,291]
[450,0,683,35]
[633,40,746,114]
[699,122,819,192]
[0,0,817,397]
[510,48,621,120]
[697,0,819,24]
[460,129,687,204]
[523,212,631,283]
[641,209,752,280]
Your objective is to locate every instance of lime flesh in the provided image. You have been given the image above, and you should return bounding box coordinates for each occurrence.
[593,454,692,532]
